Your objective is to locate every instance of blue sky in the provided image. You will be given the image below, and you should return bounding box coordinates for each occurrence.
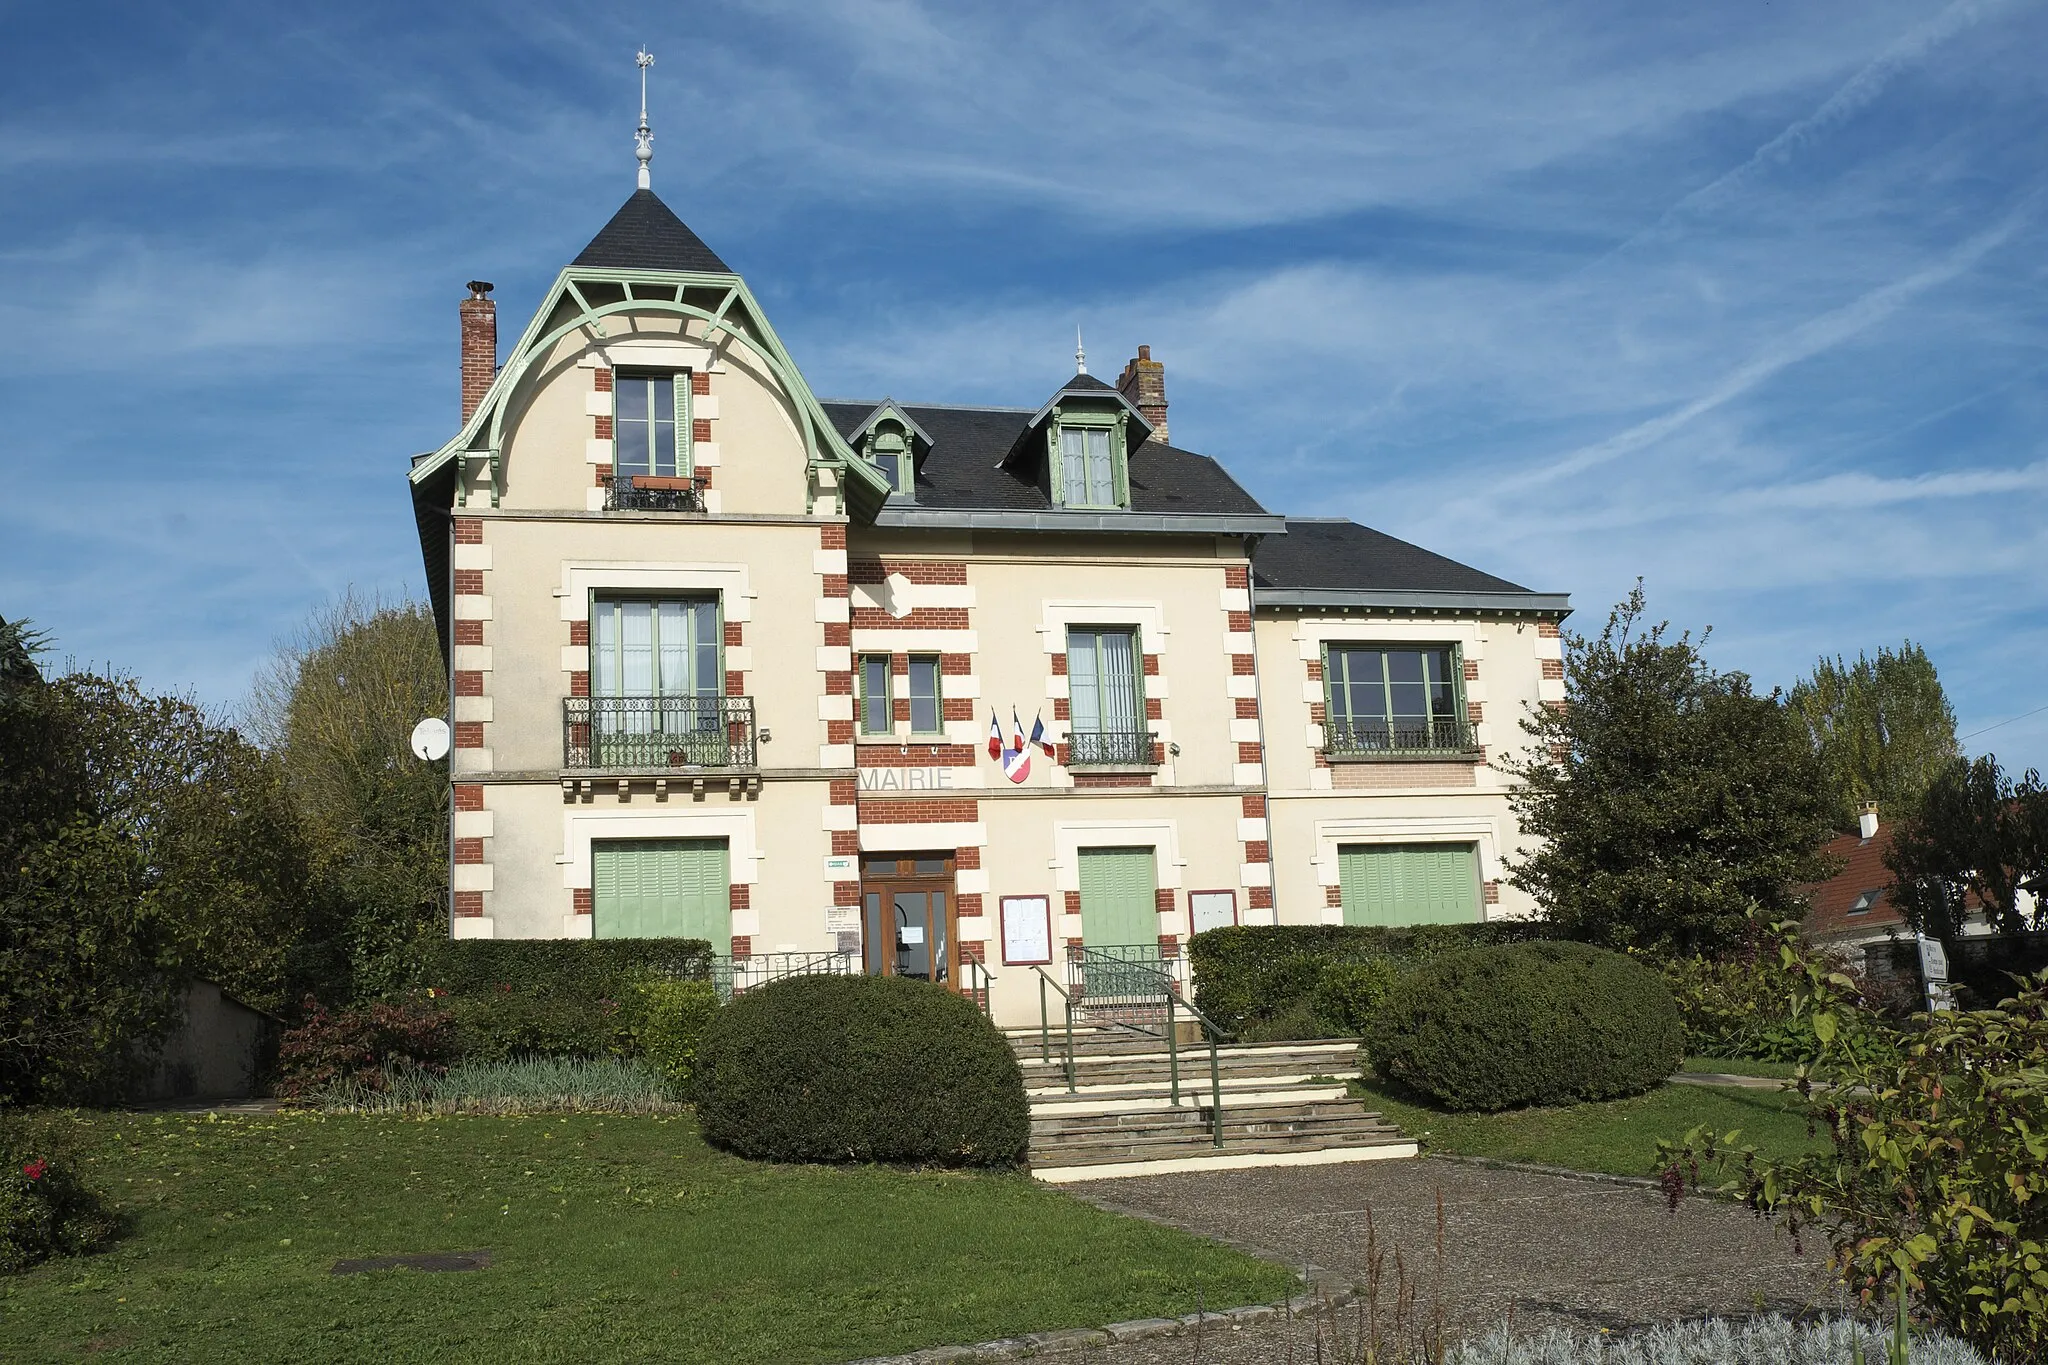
[3,0,2045,769]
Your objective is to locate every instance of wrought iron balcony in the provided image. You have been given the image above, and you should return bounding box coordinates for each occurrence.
[602,473,707,513]
[563,695,756,770]
[1066,728,1155,766]
[1324,717,1475,758]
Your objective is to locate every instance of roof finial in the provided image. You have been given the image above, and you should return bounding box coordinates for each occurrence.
[634,49,655,190]
[1074,325,1087,375]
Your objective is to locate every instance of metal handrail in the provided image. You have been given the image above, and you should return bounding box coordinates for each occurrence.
[1030,965,1078,1092]
[1323,717,1475,757]
[1072,946,1230,1148]
[961,958,997,1021]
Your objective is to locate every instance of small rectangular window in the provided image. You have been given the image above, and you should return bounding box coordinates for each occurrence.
[857,654,893,735]
[907,655,941,734]
[614,371,685,478]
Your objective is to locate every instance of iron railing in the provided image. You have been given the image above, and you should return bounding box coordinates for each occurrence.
[1036,946,1228,1147]
[603,474,707,513]
[1066,729,1155,766]
[709,951,857,1003]
[1324,717,1474,758]
[961,958,997,1021]
[563,695,757,770]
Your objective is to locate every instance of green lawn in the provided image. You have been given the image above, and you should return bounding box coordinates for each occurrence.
[1356,1078,1826,1178]
[1679,1056,1800,1079]
[0,1111,1294,1364]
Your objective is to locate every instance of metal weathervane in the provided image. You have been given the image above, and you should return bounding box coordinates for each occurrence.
[635,48,655,189]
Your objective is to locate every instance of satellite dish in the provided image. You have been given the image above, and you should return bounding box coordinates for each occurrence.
[410,717,451,762]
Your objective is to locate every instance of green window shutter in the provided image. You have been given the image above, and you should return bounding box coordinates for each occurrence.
[1078,846,1158,947]
[593,838,731,949]
[1337,843,1481,927]
[1047,422,1065,505]
[1111,414,1130,508]
[676,371,693,477]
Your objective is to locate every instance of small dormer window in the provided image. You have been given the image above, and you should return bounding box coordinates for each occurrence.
[871,427,910,495]
[1060,426,1116,507]
[615,370,689,478]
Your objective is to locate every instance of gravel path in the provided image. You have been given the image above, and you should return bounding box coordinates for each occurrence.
[1040,1157,1848,1364]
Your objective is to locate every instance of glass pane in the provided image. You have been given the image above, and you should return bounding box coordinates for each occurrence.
[908,656,939,732]
[1067,631,1100,733]
[1426,649,1456,725]
[651,376,677,477]
[862,856,899,877]
[616,379,650,478]
[1098,630,1138,732]
[1086,428,1114,506]
[1061,430,1087,504]
[893,891,932,979]
[621,602,653,695]
[657,600,687,698]
[692,599,720,699]
[1386,649,1427,724]
[911,857,948,876]
[592,603,618,696]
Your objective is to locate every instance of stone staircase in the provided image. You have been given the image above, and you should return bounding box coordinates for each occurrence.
[1011,1025,1417,1183]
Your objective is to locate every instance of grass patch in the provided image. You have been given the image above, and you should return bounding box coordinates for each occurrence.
[0,1110,1293,1364]
[1356,1077,1825,1178]
[1679,1056,1800,1079]
[322,1057,683,1115]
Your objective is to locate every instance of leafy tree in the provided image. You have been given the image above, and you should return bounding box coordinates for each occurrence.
[1502,585,1838,958]
[247,593,446,999]
[1787,642,1958,827]
[1885,755,2048,938]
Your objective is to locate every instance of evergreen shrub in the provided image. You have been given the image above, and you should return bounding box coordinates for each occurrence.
[633,979,720,1093]
[417,938,715,1061]
[1190,922,1546,1037]
[696,975,1027,1167]
[276,996,457,1100]
[1367,941,1683,1111]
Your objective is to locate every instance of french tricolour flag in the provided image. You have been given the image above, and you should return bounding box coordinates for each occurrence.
[987,709,1003,761]
[1003,708,1033,783]
[1029,711,1053,756]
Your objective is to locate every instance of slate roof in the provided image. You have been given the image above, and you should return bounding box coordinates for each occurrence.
[1253,518,1537,596]
[819,400,1267,517]
[572,189,732,273]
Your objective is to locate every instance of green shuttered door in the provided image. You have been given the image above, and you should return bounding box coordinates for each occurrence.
[1338,843,1481,926]
[593,838,731,949]
[1078,846,1158,947]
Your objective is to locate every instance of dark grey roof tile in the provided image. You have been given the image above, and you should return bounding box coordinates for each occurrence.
[572,189,731,273]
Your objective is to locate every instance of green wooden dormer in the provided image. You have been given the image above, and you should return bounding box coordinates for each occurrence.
[845,399,934,501]
[1001,371,1154,511]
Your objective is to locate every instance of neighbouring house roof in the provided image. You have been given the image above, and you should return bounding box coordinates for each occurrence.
[1804,827,1904,941]
[819,399,1270,523]
[571,189,733,274]
[1251,518,1570,613]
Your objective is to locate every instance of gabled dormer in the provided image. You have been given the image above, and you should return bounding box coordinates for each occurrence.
[1001,371,1154,511]
[846,399,934,501]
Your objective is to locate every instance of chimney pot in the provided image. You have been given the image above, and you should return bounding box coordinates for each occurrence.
[1117,345,1168,444]
[1858,802,1879,842]
[459,283,498,423]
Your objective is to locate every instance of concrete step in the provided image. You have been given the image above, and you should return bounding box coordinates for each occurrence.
[1032,1125,1408,1163]
[1016,1040,1363,1068]
[1031,1114,1408,1156]
[1029,1085,1350,1119]
[1017,1048,1361,1089]
[1031,1098,1391,1136]
[1025,1071,1330,1099]
[1030,1130,1418,1184]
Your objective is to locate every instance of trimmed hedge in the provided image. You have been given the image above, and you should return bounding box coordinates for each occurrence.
[696,975,1027,1167]
[634,979,720,1094]
[1189,923,1548,1037]
[1367,941,1683,1111]
[417,938,715,1062]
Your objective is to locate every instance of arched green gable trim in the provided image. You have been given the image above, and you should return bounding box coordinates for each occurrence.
[409,266,891,519]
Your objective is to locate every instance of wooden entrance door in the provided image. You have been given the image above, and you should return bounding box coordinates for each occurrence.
[861,852,957,986]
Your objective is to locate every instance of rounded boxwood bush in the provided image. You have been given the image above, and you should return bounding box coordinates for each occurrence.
[1366,941,1683,1112]
[695,974,1028,1167]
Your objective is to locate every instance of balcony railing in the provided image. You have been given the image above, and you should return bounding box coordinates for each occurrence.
[602,473,707,513]
[563,695,756,770]
[1066,729,1155,766]
[1324,717,1475,758]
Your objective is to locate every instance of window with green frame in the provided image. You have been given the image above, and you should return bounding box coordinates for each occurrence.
[1054,418,1126,509]
[613,370,691,479]
[867,423,912,496]
[1066,627,1148,764]
[1323,643,1467,755]
[857,654,893,735]
[907,655,942,734]
[588,596,724,767]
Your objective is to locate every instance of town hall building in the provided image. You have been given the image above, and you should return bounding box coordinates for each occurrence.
[406,125,1570,1028]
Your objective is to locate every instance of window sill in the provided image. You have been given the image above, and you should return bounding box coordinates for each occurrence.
[1066,762,1160,774]
[1323,750,1484,765]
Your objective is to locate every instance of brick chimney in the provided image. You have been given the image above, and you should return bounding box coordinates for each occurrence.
[460,281,497,423]
[1117,344,1168,444]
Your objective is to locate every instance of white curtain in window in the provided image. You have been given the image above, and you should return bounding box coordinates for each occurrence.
[1061,427,1114,507]
[1068,628,1138,734]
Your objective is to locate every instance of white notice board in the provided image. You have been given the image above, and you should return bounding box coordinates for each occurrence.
[1001,895,1052,965]
[1189,890,1238,936]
